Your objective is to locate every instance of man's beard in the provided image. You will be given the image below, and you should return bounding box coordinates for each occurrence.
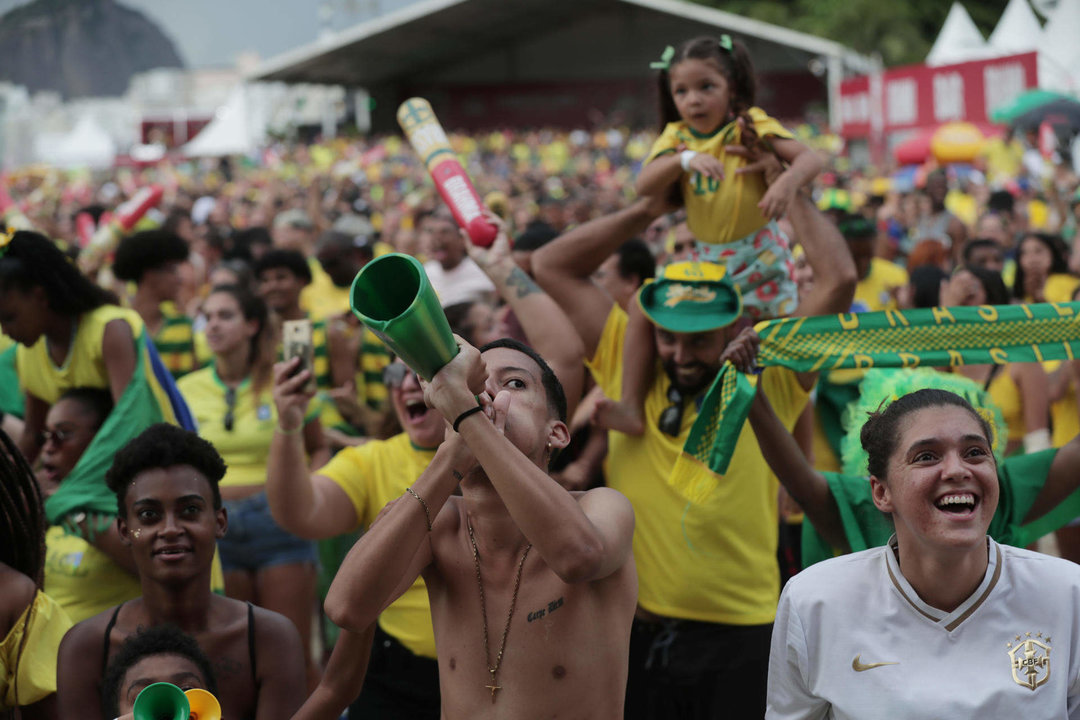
[662,358,720,397]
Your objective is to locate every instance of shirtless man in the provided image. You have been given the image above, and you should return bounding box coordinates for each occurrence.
[325,337,637,719]
[56,424,306,720]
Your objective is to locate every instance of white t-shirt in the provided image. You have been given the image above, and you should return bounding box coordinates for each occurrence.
[767,536,1080,719]
[423,257,494,308]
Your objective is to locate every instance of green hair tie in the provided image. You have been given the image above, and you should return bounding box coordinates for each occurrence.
[650,45,675,71]
[719,34,733,52]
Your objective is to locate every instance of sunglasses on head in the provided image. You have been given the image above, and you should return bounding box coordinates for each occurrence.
[382,362,419,388]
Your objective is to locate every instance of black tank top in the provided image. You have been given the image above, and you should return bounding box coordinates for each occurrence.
[101,601,258,684]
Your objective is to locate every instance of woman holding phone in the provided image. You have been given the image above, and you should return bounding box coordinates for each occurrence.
[177,284,328,685]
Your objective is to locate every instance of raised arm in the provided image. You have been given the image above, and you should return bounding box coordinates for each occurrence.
[467,215,586,417]
[725,327,849,552]
[1014,362,1050,453]
[783,194,857,391]
[324,435,471,632]
[758,138,824,220]
[427,341,635,583]
[785,194,856,320]
[532,197,666,357]
[1023,432,1080,523]
[266,360,360,539]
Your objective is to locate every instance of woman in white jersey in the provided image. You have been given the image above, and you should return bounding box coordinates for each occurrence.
[767,388,1080,719]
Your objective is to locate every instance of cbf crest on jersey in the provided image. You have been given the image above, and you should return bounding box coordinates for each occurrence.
[1007,633,1051,691]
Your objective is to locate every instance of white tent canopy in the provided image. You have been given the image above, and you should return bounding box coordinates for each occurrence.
[35,116,117,169]
[1040,0,1080,94]
[988,0,1043,54]
[181,86,266,158]
[923,0,1080,96]
[926,2,993,66]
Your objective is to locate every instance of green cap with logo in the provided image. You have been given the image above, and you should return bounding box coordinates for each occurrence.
[636,261,743,333]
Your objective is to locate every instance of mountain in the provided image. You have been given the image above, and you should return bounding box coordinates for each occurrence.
[0,0,184,98]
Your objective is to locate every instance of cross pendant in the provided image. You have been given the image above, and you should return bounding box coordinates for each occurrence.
[485,682,502,703]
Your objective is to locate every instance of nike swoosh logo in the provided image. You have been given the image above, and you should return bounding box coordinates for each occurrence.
[852,654,899,672]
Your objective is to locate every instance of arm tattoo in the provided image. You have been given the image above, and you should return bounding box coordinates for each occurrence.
[505,267,542,299]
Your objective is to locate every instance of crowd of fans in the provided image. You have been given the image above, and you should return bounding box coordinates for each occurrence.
[3,101,1080,719]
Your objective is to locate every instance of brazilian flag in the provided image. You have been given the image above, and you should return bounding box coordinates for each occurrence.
[45,329,196,525]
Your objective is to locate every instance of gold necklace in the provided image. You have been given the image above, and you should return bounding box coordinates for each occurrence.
[467,515,531,704]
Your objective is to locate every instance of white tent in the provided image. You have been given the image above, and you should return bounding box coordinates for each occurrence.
[1040,0,1080,94]
[988,0,1043,54]
[926,3,993,66]
[181,86,266,158]
[34,116,117,169]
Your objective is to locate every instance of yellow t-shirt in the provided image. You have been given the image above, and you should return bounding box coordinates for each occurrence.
[1044,273,1080,305]
[16,305,144,404]
[300,259,351,323]
[852,258,908,314]
[43,526,142,624]
[1047,360,1078,448]
[810,408,841,473]
[645,107,794,245]
[177,367,316,489]
[588,306,808,624]
[980,137,1023,185]
[316,433,437,658]
[1,590,71,709]
[987,367,1024,443]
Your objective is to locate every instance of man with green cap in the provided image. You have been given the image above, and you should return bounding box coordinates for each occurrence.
[533,163,856,719]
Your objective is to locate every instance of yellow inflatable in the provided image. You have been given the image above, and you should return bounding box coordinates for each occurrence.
[931,122,986,164]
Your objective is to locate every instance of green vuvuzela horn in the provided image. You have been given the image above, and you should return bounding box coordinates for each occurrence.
[350,253,458,381]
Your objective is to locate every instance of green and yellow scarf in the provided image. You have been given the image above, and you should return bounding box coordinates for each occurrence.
[672,302,1080,503]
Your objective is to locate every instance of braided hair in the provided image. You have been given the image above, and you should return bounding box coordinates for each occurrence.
[0,428,46,584]
[656,36,760,154]
[0,425,46,716]
[0,230,117,316]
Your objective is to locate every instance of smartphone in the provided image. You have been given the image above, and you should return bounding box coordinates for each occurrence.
[282,319,316,393]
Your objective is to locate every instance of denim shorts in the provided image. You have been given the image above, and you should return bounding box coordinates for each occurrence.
[219,491,317,572]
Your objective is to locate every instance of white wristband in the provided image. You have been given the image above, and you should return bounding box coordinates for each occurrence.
[680,150,698,172]
[1023,428,1052,454]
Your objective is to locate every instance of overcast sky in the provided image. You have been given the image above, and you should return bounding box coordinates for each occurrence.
[0,0,420,68]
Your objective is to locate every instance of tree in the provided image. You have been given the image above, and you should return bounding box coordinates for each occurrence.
[689,0,1010,67]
